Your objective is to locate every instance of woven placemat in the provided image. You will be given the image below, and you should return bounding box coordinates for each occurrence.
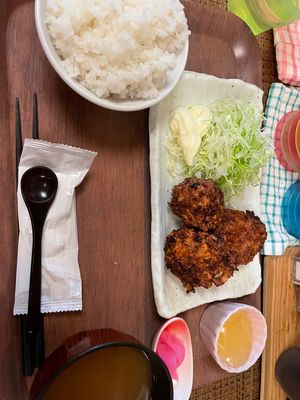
[191,361,261,400]
[189,0,278,399]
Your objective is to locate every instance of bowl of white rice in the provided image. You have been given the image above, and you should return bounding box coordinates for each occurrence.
[35,0,189,112]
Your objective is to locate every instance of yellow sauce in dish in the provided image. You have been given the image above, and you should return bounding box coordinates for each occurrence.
[217,310,253,368]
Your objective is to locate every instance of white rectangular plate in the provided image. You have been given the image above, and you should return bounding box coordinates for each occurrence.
[149,71,264,319]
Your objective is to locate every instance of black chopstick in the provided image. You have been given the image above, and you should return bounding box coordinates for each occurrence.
[32,93,39,139]
[15,98,22,184]
[31,94,45,369]
[16,98,35,376]
[16,95,44,376]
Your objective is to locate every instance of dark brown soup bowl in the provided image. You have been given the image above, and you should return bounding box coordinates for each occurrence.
[30,329,173,400]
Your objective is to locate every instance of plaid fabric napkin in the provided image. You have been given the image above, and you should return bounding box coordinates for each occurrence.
[260,83,300,255]
[274,21,300,87]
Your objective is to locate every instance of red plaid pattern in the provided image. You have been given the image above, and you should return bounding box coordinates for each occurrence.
[274,21,300,87]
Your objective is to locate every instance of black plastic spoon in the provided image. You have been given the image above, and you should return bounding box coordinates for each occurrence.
[21,166,58,371]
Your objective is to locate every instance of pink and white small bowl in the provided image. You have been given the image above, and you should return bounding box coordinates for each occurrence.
[200,302,267,374]
[152,317,193,400]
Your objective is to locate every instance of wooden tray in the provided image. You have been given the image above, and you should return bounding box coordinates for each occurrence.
[0,1,262,398]
[261,247,300,399]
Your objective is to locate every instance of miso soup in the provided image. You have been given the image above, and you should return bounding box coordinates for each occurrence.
[42,346,152,400]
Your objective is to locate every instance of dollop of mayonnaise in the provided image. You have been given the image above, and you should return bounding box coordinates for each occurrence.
[170,105,212,166]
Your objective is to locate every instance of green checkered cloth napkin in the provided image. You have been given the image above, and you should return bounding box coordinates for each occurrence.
[260,83,300,255]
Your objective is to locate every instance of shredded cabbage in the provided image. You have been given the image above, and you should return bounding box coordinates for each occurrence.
[165,98,272,201]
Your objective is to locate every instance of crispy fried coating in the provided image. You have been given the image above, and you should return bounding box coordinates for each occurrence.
[169,178,224,231]
[214,209,267,266]
[165,179,267,292]
[164,228,236,292]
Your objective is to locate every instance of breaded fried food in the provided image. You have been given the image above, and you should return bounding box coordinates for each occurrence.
[215,209,267,266]
[164,228,236,292]
[169,178,224,231]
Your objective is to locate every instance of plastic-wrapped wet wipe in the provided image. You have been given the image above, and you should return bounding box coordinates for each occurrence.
[13,139,97,315]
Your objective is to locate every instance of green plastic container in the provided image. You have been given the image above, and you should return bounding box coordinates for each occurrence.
[227,0,300,35]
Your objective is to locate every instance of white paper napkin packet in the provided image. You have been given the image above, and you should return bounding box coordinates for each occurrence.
[13,139,97,315]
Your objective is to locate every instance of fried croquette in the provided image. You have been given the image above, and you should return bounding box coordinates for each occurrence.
[165,179,267,292]
[214,208,267,266]
[164,228,236,292]
[169,178,224,231]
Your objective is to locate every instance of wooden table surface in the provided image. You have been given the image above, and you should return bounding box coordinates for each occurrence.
[0,1,263,398]
[261,247,300,399]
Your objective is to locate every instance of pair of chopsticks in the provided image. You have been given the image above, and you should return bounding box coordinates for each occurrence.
[16,94,45,376]
[15,95,39,174]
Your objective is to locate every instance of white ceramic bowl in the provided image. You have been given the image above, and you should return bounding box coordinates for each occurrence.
[34,0,189,112]
[200,302,267,373]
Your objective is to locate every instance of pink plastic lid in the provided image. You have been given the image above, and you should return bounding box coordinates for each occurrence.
[275,111,298,172]
[295,119,300,159]
[288,112,300,169]
[281,112,300,172]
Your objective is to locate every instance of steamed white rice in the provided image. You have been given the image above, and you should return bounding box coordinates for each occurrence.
[45,0,189,100]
